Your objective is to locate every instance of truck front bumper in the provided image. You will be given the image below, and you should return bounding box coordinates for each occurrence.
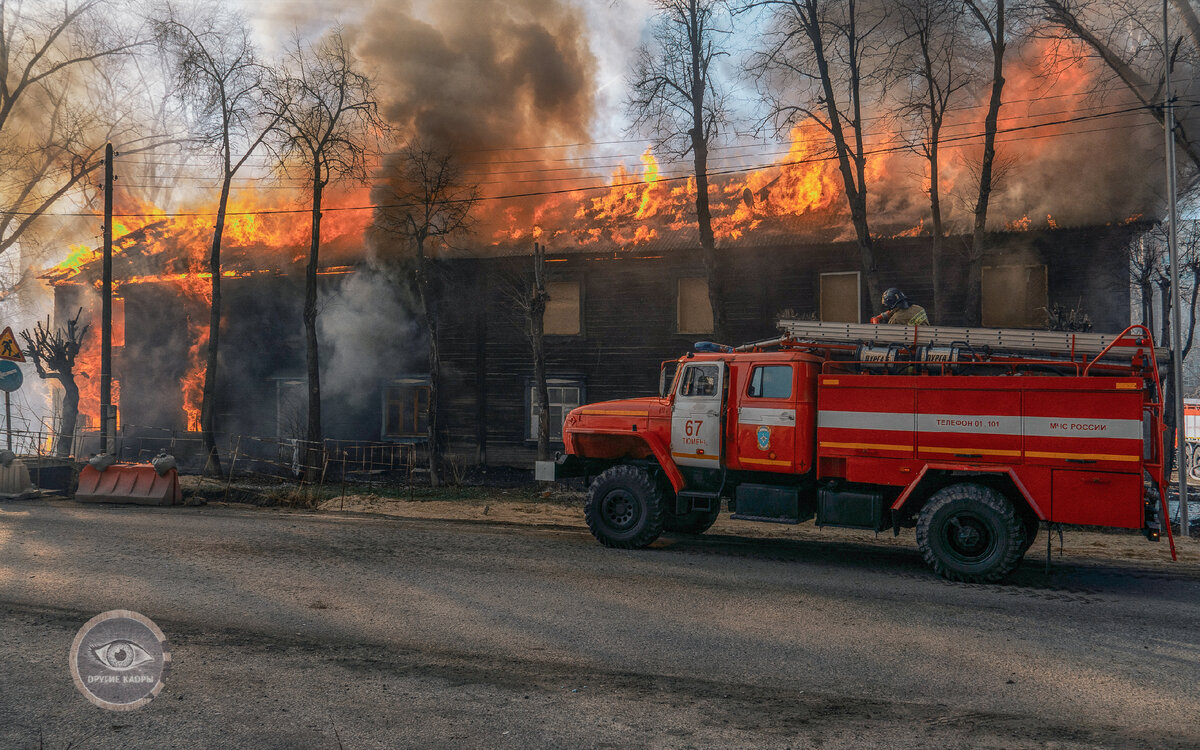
[534,453,590,482]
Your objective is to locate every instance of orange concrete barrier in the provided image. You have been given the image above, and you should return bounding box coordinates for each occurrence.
[75,464,181,506]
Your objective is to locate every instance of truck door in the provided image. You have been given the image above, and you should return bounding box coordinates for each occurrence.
[671,362,725,469]
[734,363,798,473]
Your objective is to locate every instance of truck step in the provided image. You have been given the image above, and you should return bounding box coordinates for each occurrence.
[676,491,719,514]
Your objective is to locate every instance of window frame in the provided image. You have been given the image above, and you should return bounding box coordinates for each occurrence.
[981,263,1049,328]
[544,279,584,337]
[273,377,306,441]
[746,364,794,400]
[676,276,715,334]
[525,376,586,442]
[381,376,432,442]
[819,271,862,323]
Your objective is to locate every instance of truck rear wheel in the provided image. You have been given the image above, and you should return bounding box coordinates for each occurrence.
[585,465,665,549]
[916,483,1024,582]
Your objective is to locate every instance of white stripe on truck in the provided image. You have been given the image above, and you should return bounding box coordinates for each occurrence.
[819,410,1141,440]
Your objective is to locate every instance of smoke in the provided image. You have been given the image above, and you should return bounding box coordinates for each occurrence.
[358,0,594,152]
[354,0,598,245]
[317,270,419,411]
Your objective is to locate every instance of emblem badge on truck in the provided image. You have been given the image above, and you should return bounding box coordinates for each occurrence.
[757,426,771,450]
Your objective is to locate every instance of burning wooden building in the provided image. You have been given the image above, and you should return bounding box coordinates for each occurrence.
[41,202,429,467]
[34,95,1156,472]
[433,224,1140,468]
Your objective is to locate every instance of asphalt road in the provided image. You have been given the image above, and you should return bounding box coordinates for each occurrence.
[1,499,1199,749]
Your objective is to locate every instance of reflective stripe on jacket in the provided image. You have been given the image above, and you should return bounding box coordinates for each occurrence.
[888,304,929,326]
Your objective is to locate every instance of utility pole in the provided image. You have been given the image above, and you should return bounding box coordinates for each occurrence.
[1164,2,1189,535]
[100,143,113,455]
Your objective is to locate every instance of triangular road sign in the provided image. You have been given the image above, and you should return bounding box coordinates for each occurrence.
[0,327,25,362]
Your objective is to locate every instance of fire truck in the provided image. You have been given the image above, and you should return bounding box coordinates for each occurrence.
[536,320,1178,582]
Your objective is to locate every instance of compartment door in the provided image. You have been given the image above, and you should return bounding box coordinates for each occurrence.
[1051,470,1143,528]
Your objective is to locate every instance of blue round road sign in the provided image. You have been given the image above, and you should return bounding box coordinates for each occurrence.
[0,360,23,392]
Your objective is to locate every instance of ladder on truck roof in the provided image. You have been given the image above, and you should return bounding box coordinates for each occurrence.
[776,319,1169,364]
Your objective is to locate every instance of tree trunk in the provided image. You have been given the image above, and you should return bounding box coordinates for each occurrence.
[531,242,550,461]
[693,138,726,341]
[929,148,943,324]
[57,375,80,459]
[966,2,1005,326]
[1141,279,1155,333]
[805,0,879,317]
[427,310,440,487]
[926,46,945,325]
[688,0,725,342]
[200,172,232,478]
[303,168,324,481]
[415,243,441,487]
[1183,270,1199,361]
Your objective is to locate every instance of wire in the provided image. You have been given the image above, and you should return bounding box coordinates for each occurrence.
[2,102,1170,218]
[104,104,1163,192]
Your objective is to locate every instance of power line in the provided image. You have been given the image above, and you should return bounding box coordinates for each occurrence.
[1,102,1167,219]
[110,104,1163,194]
[110,102,1162,192]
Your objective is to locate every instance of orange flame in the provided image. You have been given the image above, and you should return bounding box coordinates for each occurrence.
[49,189,369,431]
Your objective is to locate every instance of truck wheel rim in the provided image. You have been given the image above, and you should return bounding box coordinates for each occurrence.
[944,514,994,562]
[601,490,638,530]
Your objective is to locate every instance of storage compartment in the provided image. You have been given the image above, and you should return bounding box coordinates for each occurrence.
[1051,470,1143,528]
[732,484,806,524]
[817,486,886,530]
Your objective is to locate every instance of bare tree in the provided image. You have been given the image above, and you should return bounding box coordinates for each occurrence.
[154,2,277,478]
[374,140,479,486]
[529,242,551,461]
[20,310,88,458]
[493,241,552,461]
[628,0,731,340]
[891,0,971,323]
[963,0,1008,326]
[0,0,144,261]
[1042,0,1200,177]
[265,27,384,480]
[749,0,890,316]
[1140,221,1200,360]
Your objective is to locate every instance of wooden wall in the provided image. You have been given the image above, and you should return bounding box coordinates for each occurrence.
[437,227,1137,468]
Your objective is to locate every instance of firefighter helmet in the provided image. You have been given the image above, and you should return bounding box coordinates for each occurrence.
[881,287,910,310]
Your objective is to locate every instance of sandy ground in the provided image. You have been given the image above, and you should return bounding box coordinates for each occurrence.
[315,489,1200,571]
[3,495,1200,748]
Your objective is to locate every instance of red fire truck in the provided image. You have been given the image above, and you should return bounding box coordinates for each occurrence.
[536,321,1177,582]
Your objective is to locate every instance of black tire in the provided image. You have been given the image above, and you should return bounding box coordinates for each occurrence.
[584,465,665,549]
[663,504,722,535]
[915,483,1024,582]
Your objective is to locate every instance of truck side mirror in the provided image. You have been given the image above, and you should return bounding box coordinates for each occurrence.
[659,361,678,398]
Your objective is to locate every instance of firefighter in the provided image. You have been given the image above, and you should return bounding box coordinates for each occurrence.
[871,287,929,325]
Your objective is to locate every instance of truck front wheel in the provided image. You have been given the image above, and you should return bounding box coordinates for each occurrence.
[915,483,1024,583]
[585,465,665,549]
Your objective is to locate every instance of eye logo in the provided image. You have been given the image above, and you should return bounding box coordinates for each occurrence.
[91,640,155,671]
[70,610,170,711]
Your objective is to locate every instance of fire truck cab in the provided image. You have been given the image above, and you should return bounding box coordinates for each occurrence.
[537,321,1175,582]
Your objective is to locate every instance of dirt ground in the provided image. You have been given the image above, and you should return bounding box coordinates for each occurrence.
[4,491,1200,748]
[313,488,1200,570]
